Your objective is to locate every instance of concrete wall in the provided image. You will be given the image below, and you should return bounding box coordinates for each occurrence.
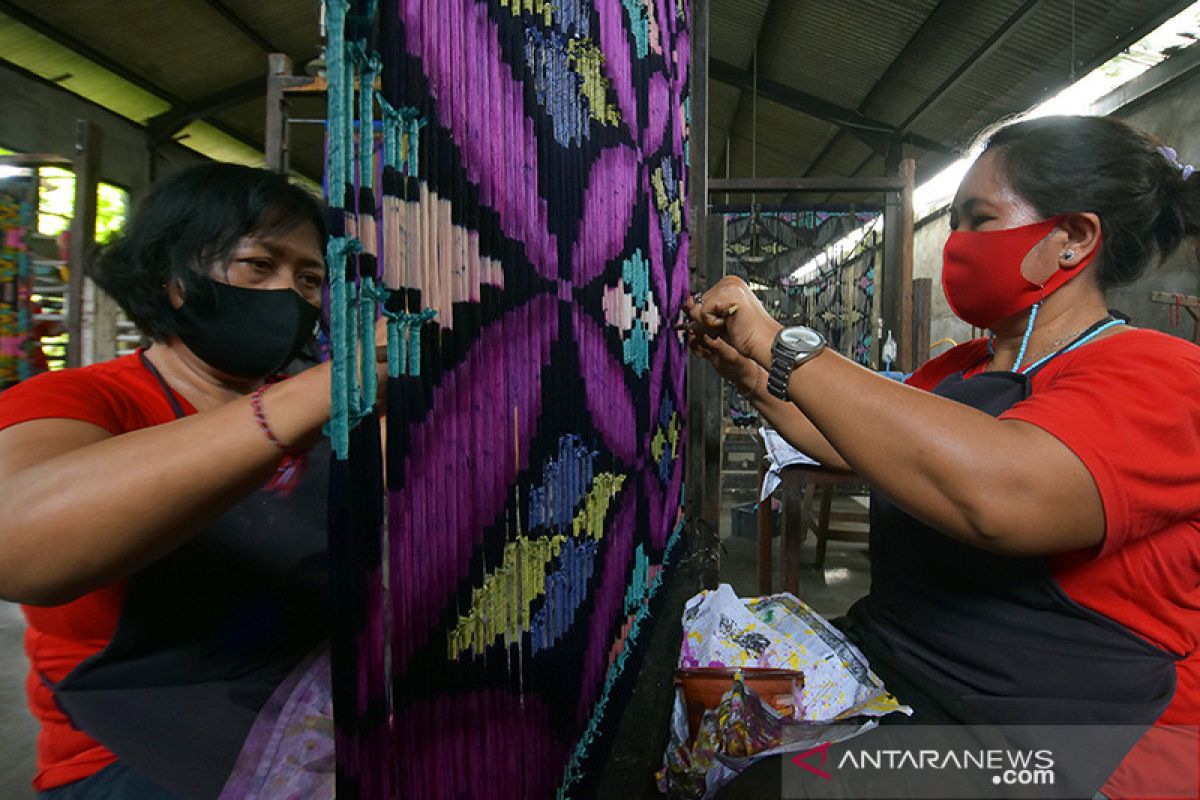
[913,64,1200,346]
[0,62,206,199]
[1107,73,1200,333]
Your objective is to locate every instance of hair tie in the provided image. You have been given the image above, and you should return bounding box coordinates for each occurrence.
[1157,145,1196,181]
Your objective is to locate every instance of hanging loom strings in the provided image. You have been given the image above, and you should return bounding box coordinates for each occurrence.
[325,1,403,797]
[326,0,692,795]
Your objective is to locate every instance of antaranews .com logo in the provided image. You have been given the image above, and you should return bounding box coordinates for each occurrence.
[781,725,1200,799]
[791,740,1055,787]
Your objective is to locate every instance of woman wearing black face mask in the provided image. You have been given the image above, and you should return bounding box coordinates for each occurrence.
[689,117,1200,799]
[0,163,374,799]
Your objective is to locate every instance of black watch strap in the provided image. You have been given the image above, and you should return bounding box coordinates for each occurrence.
[767,362,792,399]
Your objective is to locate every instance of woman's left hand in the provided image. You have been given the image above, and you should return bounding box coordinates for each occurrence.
[684,276,782,366]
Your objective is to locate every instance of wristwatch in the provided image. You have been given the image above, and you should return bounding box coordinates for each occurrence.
[766,326,826,399]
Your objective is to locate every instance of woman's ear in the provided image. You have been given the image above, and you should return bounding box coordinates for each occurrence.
[1056,212,1101,270]
[165,277,185,310]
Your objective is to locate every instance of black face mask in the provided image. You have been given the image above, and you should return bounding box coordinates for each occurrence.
[172,279,321,378]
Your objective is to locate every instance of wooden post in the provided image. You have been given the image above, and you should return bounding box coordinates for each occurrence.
[756,459,772,594]
[881,196,901,367]
[67,121,99,369]
[686,0,721,588]
[899,158,915,371]
[783,472,804,597]
[912,277,932,369]
[265,54,293,174]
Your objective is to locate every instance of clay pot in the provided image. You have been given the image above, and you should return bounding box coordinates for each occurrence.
[674,667,803,740]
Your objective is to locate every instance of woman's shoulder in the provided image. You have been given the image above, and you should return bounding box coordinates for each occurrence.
[905,338,990,391]
[1052,327,1200,373]
[0,352,164,435]
[1026,327,1200,403]
[1094,326,1200,355]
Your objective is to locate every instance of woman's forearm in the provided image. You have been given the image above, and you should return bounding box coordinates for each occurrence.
[0,364,332,605]
[742,365,851,470]
[752,342,1103,555]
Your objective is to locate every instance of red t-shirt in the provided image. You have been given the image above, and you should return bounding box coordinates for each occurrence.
[0,351,195,791]
[908,329,1200,796]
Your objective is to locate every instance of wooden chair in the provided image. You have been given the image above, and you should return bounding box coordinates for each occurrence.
[802,480,870,571]
[757,463,870,595]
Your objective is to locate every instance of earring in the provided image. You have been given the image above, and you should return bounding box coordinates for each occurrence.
[1061,250,1075,261]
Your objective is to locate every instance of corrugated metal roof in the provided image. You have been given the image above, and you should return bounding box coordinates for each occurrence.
[710,0,1196,192]
[0,11,171,124]
[709,0,772,67]
[0,0,324,180]
[0,0,1190,190]
[765,0,937,108]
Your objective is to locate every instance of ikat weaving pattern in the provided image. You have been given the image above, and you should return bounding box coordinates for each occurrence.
[324,1,689,796]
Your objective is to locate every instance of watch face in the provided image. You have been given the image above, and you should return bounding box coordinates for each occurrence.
[780,326,823,350]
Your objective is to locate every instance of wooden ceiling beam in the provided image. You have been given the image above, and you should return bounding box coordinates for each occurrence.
[145,76,268,143]
[197,0,280,54]
[797,0,957,186]
[0,0,188,107]
[711,59,953,159]
[896,0,1045,134]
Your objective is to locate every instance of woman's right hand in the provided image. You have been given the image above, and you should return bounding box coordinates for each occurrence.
[685,276,782,366]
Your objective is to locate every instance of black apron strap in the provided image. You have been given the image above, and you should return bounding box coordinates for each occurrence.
[51,360,329,798]
[137,351,187,420]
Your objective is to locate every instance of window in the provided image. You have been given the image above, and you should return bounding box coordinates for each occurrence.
[36,166,129,243]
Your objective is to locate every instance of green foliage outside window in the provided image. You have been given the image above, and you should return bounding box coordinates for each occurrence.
[36,166,128,243]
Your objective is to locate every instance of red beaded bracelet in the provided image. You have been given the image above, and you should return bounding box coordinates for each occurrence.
[251,385,288,451]
[251,384,306,495]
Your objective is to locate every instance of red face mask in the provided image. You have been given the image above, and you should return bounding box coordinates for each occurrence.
[941,216,1097,329]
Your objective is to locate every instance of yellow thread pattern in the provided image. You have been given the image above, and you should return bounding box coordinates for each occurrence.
[496,0,556,27]
[573,473,626,540]
[650,412,680,463]
[651,166,684,241]
[568,40,622,126]
[447,535,566,659]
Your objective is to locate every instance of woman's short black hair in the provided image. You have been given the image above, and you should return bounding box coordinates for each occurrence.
[89,162,327,340]
[981,115,1200,289]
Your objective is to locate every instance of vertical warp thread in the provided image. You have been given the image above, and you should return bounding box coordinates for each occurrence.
[325,0,351,459]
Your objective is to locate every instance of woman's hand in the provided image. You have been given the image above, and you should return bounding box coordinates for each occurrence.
[684,276,782,366]
[688,330,765,398]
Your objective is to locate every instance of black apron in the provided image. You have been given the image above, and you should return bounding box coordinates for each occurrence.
[845,321,1178,786]
[51,354,329,799]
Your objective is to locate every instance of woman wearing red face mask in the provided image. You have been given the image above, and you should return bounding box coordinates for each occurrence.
[691,116,1200,798]
[0,163,380,799]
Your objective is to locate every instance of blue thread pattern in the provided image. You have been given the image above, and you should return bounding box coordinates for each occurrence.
[622,0,650,58]
[528,434,599,531]
[622,544,651,617]
[620,250,658,376]
[654,395,679,482]
[528,538,600,655]
[558,0,591,36]
[525,29,591,148]
[656,156,681,252]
